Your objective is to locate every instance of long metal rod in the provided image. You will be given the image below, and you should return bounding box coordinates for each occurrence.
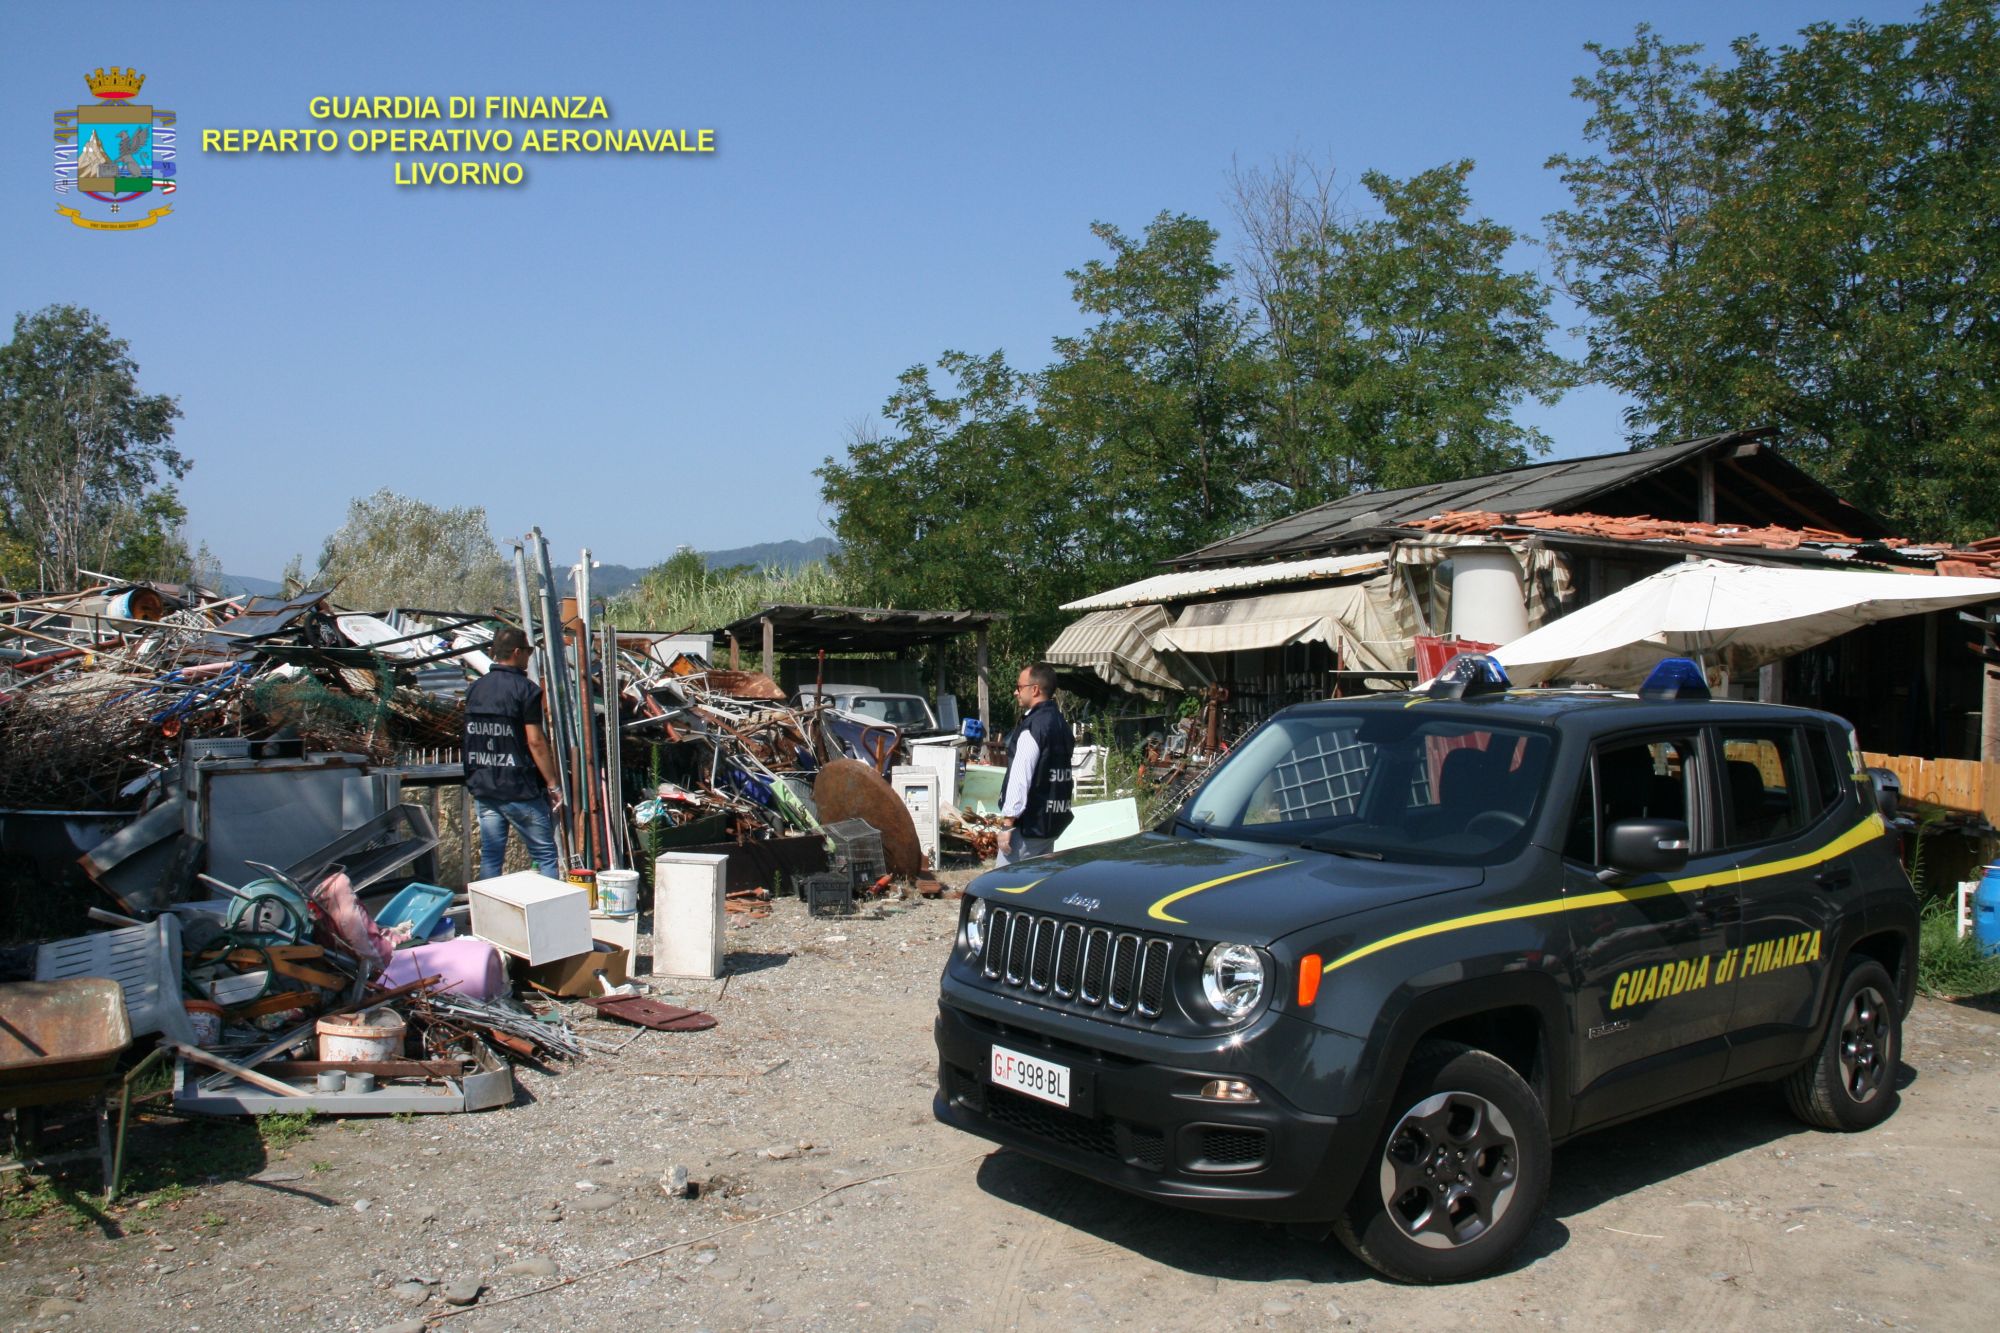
[533,530,583,868]
[603,617,627,869]
[514,538,571,871]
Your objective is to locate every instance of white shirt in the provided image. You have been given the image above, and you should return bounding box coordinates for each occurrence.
[1001,728,1040,820]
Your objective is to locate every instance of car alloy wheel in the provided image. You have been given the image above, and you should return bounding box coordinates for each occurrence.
[1378,1089,1520,1249]
[1838,984,1891,1103]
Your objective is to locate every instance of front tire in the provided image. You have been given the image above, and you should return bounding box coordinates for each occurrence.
[1784,957,1901,1131]
[1334,1041,1550,1283]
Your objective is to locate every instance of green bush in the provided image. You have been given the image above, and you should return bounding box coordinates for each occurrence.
[1916,899,2000,999]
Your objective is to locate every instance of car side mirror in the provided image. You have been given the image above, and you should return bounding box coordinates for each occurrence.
[1601,818,1690,879]
[1865,767,1902,822]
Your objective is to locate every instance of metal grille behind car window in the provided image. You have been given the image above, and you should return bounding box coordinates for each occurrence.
[1267,728,1374,820]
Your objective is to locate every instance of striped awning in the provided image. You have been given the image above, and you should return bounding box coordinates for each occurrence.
[1045,604,1198,698]
[1151,583,1404,671]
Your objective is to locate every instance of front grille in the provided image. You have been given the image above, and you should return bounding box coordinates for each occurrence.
[981,908,1175,1019]
[1196,1127,1269,1168]
[1127,1126,1168,1170]
[983,1086,1119,1160]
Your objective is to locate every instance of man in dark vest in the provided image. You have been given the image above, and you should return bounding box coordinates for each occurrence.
[463,626,562,879]
[997,662,1074,866]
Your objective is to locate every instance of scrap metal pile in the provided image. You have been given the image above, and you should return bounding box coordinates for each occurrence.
[0,582,484,811]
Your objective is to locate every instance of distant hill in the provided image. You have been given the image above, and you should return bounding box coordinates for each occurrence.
[221,537,837,605]
[701,538,837,572]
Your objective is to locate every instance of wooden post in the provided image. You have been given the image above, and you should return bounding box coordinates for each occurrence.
[1698,455,1716,524]
[935,650,947,714]
[728,632,739,670]
[976,625,991,735]
[1981,623,1999,770]
[760,616,775,680]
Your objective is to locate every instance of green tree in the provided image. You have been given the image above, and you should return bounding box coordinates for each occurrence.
[314,489,510,610]
[0,304,186,589]
[1544,27,1742,443]
[1248,161,1571,509]
[1547,2,2000,539]
[818,350,1093,650]
[1041,213,1260,557]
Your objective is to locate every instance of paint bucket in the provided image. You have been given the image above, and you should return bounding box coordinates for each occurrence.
[315,1008,407,1063]
[1975,864,2000,958]
[567,868,597,910]
[596,868,640,917]
[183,999,223,1047]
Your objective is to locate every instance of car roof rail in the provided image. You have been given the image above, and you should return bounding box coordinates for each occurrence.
[1638,657,1711,700]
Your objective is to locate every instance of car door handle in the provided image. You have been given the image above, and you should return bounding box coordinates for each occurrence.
[1814,868,1853,890]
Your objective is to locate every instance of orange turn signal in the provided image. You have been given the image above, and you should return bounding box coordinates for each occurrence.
[1297,954,1323,1007]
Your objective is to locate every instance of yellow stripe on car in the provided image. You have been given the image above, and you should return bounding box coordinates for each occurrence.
[1147,861,1298,923]
[1321,814,1885,976]
[991,876,1048,896]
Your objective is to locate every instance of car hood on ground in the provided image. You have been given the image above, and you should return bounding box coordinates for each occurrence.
[966,833,1483,944]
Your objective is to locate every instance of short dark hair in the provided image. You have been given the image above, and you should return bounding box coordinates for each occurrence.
[1024,662,1058,697]
[491,626,531,659]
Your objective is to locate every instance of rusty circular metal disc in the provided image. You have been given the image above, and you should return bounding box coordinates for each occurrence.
[812,758,925,878]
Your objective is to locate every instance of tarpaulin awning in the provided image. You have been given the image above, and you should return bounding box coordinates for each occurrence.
[1060,552,1388,612]
[1492,557,2000,687]
[1151,583,1405,671]
[1046,604,1197,699]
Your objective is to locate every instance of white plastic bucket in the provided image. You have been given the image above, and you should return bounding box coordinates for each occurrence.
[596,868,640,917]
[315,1008,406,1063]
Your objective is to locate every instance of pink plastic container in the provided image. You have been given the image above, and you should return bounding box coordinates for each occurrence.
[379,937,506,1000]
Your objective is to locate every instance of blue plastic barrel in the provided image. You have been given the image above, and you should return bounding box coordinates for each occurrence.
[1976,865,2000,958]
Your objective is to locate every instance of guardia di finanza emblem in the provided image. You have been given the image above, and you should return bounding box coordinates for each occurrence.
[54,67,177,230]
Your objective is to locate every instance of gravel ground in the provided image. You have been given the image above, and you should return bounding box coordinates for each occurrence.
[5,874,1999,1331]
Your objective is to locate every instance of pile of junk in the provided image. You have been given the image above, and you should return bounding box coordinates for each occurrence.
[0,531,1077,1199]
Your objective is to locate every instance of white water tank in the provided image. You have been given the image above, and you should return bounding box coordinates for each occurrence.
[1449,543,1529,645]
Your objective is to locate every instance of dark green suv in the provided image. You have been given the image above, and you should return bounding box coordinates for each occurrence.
[933,657,1914,1282]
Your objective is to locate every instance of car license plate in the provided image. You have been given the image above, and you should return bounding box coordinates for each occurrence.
[991,1044,1070,1108]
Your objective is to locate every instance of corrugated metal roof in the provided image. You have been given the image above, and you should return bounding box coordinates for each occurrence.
[1060,552,1387,611]
[1166,430,1857,568]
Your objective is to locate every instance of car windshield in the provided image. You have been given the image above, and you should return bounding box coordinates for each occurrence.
[1181,707,1556,865]
[845,695,933,729]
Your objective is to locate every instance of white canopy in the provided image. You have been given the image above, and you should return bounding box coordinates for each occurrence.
[1492,558,2000,687]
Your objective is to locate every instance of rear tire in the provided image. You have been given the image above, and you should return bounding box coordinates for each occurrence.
[1783,957,1901,1131]
[1334,1041,1550,1283]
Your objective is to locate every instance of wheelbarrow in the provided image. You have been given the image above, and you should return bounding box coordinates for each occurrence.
[0,978,133,1201]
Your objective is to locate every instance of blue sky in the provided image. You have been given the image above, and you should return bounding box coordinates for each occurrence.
[2,1,1928,580]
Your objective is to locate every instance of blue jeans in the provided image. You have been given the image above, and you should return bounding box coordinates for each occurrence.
[476,796,560,880]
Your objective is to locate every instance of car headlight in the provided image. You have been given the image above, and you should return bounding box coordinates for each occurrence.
[1201,942,1265,1020]
[963,897,989,957]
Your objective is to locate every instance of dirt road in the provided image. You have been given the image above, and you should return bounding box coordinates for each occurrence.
[5,891,1997,1331]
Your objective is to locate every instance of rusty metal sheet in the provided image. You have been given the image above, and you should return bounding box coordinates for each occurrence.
[812,759,924,878]
[699,669,786,701]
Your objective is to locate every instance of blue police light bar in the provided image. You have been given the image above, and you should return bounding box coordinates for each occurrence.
[1425,652,1512,699]
[1639,657,1711,700]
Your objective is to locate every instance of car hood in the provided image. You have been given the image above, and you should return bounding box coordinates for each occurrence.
[966,833,1483,944]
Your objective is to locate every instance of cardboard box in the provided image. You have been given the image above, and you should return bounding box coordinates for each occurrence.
[469,871,591,964]
[521,941,629,997]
